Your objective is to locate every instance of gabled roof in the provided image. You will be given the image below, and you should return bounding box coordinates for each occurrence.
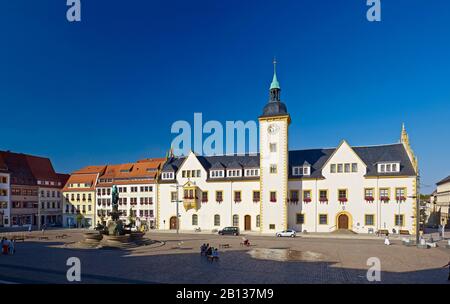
[0,151,38,185]
[352,144,416,176]
[210,162,225,170]
[227,160,242,170]
[161,154,260,173]
[289,143,416,178]
[73,165,107,175]
[289,148,335,178]
[25,154,57,181]
[437,175,450,186]
[160,143,416,180]
[62,174,98,191]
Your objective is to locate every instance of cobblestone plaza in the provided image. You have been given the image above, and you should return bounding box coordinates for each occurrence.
[0,229,448,284]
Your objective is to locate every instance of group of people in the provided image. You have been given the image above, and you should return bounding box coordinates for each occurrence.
[1,237,15,255]
[200,243,219,261]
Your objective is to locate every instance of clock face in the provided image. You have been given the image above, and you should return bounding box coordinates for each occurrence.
[267,124,279,135]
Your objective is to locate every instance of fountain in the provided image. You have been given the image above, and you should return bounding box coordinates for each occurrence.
[76,185,147,249]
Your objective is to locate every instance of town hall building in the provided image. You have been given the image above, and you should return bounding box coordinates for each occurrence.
[157,64,419,235]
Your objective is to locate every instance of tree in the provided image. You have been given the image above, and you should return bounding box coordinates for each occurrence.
[76,213,84,228]
[128,207,135,226]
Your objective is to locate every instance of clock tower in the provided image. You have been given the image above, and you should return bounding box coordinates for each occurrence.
[259,60,291,233]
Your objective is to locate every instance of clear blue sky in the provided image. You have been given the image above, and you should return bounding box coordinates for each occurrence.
[1,0,449,193]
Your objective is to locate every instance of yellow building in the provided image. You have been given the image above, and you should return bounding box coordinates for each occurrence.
[62,165,106,228]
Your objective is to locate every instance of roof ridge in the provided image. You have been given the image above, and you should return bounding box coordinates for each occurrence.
[352,142,402,148]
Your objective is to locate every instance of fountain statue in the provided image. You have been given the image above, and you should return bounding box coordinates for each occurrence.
[107,185,124,236]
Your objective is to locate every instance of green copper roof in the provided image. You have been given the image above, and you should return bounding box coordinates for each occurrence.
[270,59,280,90]
[270,72,280,90]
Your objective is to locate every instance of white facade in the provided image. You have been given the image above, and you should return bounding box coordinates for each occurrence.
[97,183,158,228]
[0,172,11,227]
[288,141,415,234]
[158,152,261,231]
[157,68,418,235]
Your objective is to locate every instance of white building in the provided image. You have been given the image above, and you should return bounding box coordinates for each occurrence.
[157,65,419,235]
[0,157,10,227]
[96,159,164,229]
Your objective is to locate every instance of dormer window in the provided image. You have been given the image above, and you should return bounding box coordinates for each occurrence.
[227,169,242,177]
[245,169,260,177]
[292,166,310,176]
[378,162,400,173]
[161,172,174,180]
[210,170,224,178]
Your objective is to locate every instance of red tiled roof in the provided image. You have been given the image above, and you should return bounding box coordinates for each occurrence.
[57,173,70,185]
[0,154,8,172]
[25,154,57,180]
[97,159,165,181]
[0,151,36,185]
[62,173,98,192]
[73,165,106,174]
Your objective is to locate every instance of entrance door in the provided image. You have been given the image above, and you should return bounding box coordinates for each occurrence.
[170,216,178,230]
[244,215,251,231]
[338,214,349,229]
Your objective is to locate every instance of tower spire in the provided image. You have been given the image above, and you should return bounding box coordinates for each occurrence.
[260,59,288,118]
[270,57,280,90]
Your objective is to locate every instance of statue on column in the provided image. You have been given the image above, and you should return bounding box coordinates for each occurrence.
[107,184,123,235]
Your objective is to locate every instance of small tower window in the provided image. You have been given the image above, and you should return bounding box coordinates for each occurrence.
[270,143,277,153]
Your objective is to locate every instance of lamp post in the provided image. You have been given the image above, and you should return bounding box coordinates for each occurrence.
[414,173,421,244]
[170,183,181,234]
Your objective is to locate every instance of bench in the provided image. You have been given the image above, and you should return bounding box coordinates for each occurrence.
[38,236,49,240]
[55,234,68,239]
[376,230,389,236]
[399,230,410,235]
[12,236,25,242]
[219,244,230,249]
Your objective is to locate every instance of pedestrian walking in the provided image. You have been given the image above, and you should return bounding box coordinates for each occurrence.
[384,234,390,246]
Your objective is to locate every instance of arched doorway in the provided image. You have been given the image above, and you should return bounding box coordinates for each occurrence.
[338,214,349,229]
[170,216,178,230]
[244,215,251,231]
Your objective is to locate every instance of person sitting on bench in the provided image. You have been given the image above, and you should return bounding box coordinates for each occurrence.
[2,238,9,255]
[200,243,207,255]
[7,239,15,255]
[205,245,213,257]
[208,248,219,261]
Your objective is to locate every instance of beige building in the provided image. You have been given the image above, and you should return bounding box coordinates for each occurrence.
[62,166,106,228]
[433,176,450,227]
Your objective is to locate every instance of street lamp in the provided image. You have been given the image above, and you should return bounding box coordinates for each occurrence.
[170,183,181,234]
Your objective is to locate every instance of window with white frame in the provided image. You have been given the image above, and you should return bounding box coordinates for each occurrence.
[162,172,174,180]
[292,166,310,176]
[227,169,242,177]
[245,169,260,177]
[210,170,224,178]
[377,162,400,173]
